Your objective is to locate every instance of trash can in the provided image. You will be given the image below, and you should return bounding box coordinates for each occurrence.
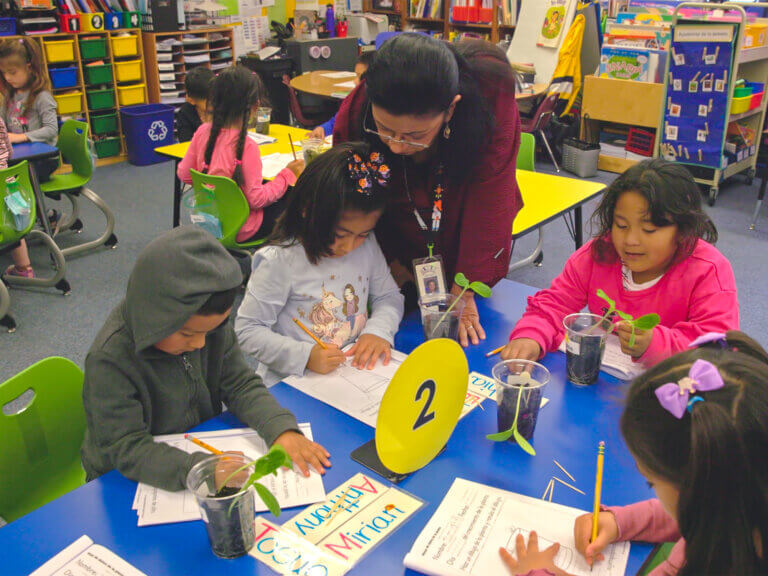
[120,104,174,166]
[239,55,293,125]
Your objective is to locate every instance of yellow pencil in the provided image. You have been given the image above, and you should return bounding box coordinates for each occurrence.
[485,345,505,358]
[288,133,297,161]
[185,434,224,455]
[591,441,606,546]
[293,317,328,350]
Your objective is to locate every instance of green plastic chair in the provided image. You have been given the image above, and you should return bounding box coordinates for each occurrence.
[1,161,69,333]
[189,169,267,255]
[517,132,536,171]
[40,120,118,257]
[0,357,86,523]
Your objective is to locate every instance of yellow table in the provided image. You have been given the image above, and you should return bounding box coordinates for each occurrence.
[510,170,605,273]
[156,124,308,227]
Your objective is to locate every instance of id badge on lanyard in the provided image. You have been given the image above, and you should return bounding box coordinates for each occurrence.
[412,165,447,305]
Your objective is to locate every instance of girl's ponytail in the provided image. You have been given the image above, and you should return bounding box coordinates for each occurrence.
[232,107,249,188]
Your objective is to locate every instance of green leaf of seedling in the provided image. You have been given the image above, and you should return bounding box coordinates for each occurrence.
[454,273,469,288]
[486,427,515,441]
[513,430,536,456]
[254,482,282,517]
[633,313,661,331]
[469,281,492,298]
[596,288,616,315]
[615,310,634,323]
[629,325,637,348]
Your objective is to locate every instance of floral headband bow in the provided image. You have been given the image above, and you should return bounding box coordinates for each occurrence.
[348,151,391,195]
[654,359,724,419]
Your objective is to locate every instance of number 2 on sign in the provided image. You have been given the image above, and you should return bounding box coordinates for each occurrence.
[413,379,436,430]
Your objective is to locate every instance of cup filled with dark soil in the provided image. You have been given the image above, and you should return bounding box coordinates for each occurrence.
[255,107,271,135]
[186,454,256,559]
[418,293,466,341]
[492,360,550,442]
[562,313,610,386]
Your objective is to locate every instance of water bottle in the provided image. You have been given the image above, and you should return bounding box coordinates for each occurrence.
[326,4,335,38]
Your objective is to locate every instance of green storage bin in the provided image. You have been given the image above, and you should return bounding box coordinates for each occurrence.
[91,112,118,135]
[79,37,107,60]
[84,63,113,85]
[94,137,121,158]
[87,88,115,110]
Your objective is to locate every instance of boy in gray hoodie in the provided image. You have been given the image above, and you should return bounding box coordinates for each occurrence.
[81,226,330,491]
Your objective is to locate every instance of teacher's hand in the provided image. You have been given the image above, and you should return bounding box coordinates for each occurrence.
[452,286,486,347]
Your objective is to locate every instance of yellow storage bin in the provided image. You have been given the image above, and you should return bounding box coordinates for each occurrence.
[44,40,75,63]
[117,83,146,106]
[110,34,139,58]
[81,12,104,31]
[54,91,83,115]
[731,94,752,115]
[743,23,768,49]
[114,59,142,83]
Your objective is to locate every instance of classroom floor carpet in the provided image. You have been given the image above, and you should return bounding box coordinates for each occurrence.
[2,159,767,383]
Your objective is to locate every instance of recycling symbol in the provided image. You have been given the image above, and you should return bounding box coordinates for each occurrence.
[148,120,168,142]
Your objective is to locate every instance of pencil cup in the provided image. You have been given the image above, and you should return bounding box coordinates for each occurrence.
[254,107,271,135]
[493,360,550,442]
[563,313,609,386]
[186,454,256,559]
[419,293,465,341]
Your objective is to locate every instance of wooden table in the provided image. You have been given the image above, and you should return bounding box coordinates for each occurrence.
[517,82,548,100]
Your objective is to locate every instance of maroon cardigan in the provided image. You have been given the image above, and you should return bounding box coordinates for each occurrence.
[333,71,523,287]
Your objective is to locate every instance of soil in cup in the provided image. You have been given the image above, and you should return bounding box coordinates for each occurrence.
[566,336,606,386]
[497,384,544,441]
[201,489,256,559]
[423,312,460,340]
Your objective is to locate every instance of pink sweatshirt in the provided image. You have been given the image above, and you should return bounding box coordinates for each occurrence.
[510,238,738,366]
[177,123,297,242]
[519,499,685,576]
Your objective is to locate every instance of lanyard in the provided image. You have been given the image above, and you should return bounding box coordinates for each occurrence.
[403,158,444,258]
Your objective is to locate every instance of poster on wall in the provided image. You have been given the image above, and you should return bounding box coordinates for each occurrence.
[537,0,574,48]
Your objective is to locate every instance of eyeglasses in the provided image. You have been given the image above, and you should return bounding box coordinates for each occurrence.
[362,104,441,150]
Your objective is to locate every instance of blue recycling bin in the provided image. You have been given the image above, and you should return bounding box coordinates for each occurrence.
[120,104,175,166]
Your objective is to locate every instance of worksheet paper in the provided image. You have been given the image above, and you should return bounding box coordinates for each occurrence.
[30,535,146,576]
[247,131,277,145]
[321,71,358,79]
[259,152,295,179]
[404,478,630,576]
[558,334,644,381]
[333,81,357,90]
[132,424,325,526]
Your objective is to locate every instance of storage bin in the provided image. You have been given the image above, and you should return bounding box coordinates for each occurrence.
[121,103,174,165]
[59,14,81,33]
[117,84,146,106]
[94,137,121,158]
[743,23,768,48]
[79,37,107,59]
[91,112,119,134]
[105,12,122,30]
[111,34,139,57]
[746,81,765,110]
[49,67,78,89]
[731,94,752,115]
[114,59,142,83]
[562,137,600,178]
[81,12,104,31]
[44,40,76,63]
[87,88,115,110]
[124,12,142,28]
[84,63,113,85]
[54,91,83,115]
[0,17,17,36]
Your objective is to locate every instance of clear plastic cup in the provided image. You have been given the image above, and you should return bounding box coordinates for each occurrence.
[301,137,325,164]
[418,293,466,341]
[186,454,256,559]
[563,313,610,386]
[255,106,271,135]
[492,360,550,442]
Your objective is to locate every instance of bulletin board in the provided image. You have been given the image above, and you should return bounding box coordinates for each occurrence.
[660,23,736,169]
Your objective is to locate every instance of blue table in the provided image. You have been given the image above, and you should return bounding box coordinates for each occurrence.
[10,142,60,238]
[0,280,653,575]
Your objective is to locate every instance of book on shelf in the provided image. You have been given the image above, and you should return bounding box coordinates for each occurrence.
[598,45,667,83]
[499,0,516,26]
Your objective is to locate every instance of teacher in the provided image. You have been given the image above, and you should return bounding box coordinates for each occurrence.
[333,33,523,347]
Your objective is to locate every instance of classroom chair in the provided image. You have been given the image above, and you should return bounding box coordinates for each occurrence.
[282,74,335,130]
[40,120,118,258]
[508,133,543,274]
[520,93,560,173]
[0,357,86,523]
[1,161,70,333]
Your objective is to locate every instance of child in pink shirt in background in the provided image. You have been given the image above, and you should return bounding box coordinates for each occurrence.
[502,158,738,366]
[177,66,304,243]
[500,331,768,576]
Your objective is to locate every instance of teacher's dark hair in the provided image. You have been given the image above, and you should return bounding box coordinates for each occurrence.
[365,34,514,183]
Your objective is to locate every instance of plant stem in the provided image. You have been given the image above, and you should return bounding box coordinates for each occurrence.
[430,286,468,337]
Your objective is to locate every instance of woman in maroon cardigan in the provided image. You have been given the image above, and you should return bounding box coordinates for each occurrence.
[334,34,522,347]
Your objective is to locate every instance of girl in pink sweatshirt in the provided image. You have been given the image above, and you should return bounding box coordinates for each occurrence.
[501,331,768,576]
[177,66,304,243]
[503,159,738,366]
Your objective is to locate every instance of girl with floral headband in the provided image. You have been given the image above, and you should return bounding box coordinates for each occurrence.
[235,142,404,386]
[500,331,768,576]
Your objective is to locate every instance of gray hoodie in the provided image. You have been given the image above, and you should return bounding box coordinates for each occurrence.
[81,227,299,491]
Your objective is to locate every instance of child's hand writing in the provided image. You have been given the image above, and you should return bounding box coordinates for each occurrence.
[273,430,331,477]
[501,338,541,361]
[573,511,619,568]
[499,532,573,576]
[307,343,345,374]
[345,334,391,369]
[616,322,653,358]
[287,158,306,177]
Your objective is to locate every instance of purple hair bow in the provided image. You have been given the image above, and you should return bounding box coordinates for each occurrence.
[689,332,727,348]
[654,359,724,419]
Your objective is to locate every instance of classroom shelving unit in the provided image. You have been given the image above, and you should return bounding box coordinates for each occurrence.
[5,29,145,163]
[141,27,235,106]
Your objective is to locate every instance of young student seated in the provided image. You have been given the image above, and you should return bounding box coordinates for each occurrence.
[175,66,214,142]
[502,159,738,367]
[501,331,768,576]
[80,226,330,491]
[177,66,304,243]
[235,142,404,387]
